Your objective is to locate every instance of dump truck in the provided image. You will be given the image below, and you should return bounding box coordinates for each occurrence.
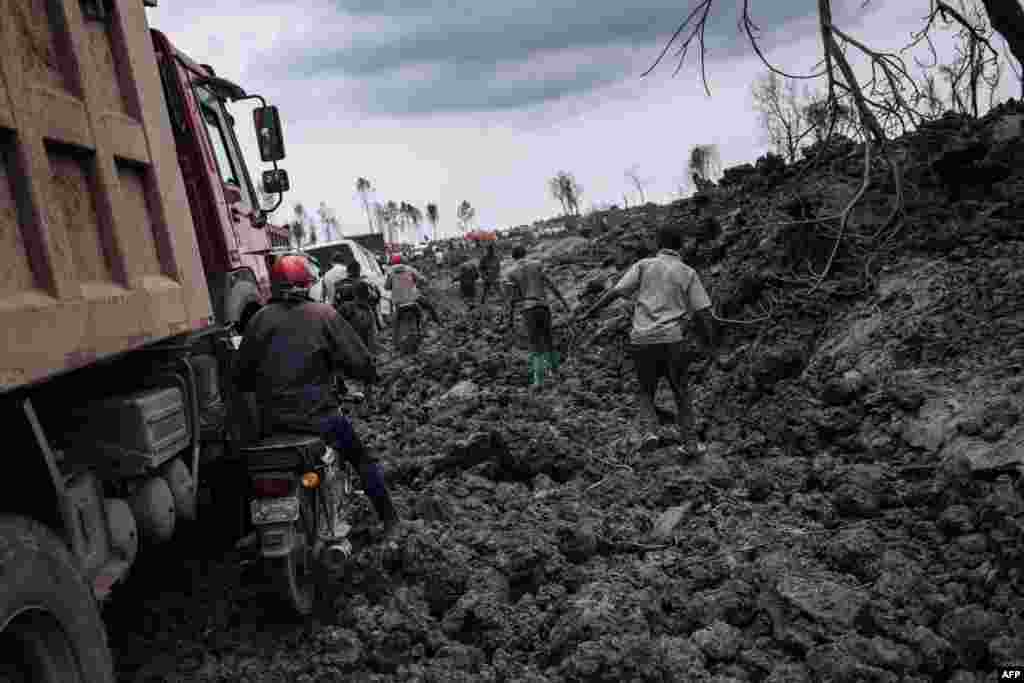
[0,0,293,679]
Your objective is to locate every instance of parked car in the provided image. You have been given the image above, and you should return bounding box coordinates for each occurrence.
[304,239,393,317]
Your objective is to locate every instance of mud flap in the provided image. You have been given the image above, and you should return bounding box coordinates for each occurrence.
[258,522,296,558]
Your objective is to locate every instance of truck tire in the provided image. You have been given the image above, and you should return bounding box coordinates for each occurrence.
[0,516,114,683]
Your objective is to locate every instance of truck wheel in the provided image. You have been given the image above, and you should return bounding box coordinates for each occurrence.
[0,516,114,683]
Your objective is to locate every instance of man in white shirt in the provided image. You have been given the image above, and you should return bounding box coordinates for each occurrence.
[321,252,348,306]
[577,225,718,454]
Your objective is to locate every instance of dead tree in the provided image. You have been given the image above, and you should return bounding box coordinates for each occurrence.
[645,0,1015,285]
[625,165,649,204]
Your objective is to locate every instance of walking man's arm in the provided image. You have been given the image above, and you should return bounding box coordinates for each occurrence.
[685,272,718,353]
[544,272,570,312]
[575,263,641,321]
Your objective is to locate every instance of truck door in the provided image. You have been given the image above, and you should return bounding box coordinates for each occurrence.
[194,88,275,302]
[185,80,267,327]
[194,86,244,258]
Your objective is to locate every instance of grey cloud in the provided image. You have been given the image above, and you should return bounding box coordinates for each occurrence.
[252,0,877,115]
[342,60,623,116]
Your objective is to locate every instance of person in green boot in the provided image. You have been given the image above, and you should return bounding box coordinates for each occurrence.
[505,246,571,388]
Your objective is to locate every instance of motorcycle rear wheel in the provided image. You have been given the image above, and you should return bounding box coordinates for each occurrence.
[269,488,318,616]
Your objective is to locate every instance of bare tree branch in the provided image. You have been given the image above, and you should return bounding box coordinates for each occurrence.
[937,0,1000,58]
[625,166,649,204]
[742,0,829,80]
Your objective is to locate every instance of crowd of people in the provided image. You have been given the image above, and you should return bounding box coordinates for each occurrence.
[235,224,718,539]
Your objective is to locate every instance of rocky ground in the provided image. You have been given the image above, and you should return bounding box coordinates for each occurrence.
[105,104,1023,682]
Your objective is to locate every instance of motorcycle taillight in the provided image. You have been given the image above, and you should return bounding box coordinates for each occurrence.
[252,476,293,498]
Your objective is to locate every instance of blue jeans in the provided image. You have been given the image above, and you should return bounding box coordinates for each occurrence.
[311,412,386,499]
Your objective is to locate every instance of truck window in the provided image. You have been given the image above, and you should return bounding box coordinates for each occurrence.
[222,109,261,213]
[196,87,239,187]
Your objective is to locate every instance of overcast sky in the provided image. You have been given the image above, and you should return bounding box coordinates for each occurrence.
[146,0,1016,241]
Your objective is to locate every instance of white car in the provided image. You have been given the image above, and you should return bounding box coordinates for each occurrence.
[303,239,392,317]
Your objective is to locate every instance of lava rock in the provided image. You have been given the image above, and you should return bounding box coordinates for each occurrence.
[773,574,869,630]
[907,625,953,675]
[805,640,898,683]
[651,505,691,541]
[939,605,1009,667]
[560,518,601,564]
[764,662,811,683]
[746,473,775,502]
[989,634,1024,667]
[821,370,866,406]
[823,524,881,577]
[693,620,742,661]
[939,504,977,535]
[831,466,890,517]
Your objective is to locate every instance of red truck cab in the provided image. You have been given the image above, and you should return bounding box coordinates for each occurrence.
[151,30,287,331]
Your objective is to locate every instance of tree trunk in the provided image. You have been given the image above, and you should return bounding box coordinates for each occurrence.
[981,0,1024,97]
[361,196,374,234]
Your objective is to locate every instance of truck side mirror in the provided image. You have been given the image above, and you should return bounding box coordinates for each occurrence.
[262,168,290,194]
[253,106,286,162]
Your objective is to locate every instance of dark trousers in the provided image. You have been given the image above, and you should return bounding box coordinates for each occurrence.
[312,413,388,500]
[417,297,441,324]
[480,278,499,304]
[628,342,693,436]
[338,303,378,355]
[522,305,553,353]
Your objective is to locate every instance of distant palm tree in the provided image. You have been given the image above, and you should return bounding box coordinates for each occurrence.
[318,201,339,241]
[457,200,475,233]
[292,203,307,247]
[385,200,399,244]
[398,202,422,242]
[356,177,375,233]
[426,203,439,240]
[407,204,423,242]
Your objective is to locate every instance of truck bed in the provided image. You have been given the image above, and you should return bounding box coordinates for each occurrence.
[0,0,212,392]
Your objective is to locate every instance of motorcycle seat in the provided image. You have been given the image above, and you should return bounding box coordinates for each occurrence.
[240,433,324,471]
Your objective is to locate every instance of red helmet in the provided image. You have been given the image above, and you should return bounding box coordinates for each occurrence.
[270,254,315,297]
[390,253,402,266]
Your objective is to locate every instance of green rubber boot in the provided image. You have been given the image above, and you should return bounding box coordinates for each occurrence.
[528,352,547,388]
[546,350,562,373]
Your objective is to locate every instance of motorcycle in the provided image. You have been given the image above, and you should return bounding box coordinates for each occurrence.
[240,430,355,616]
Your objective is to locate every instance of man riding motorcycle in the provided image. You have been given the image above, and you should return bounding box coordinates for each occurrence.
[234,254,398,533]
[385,253,441,344]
